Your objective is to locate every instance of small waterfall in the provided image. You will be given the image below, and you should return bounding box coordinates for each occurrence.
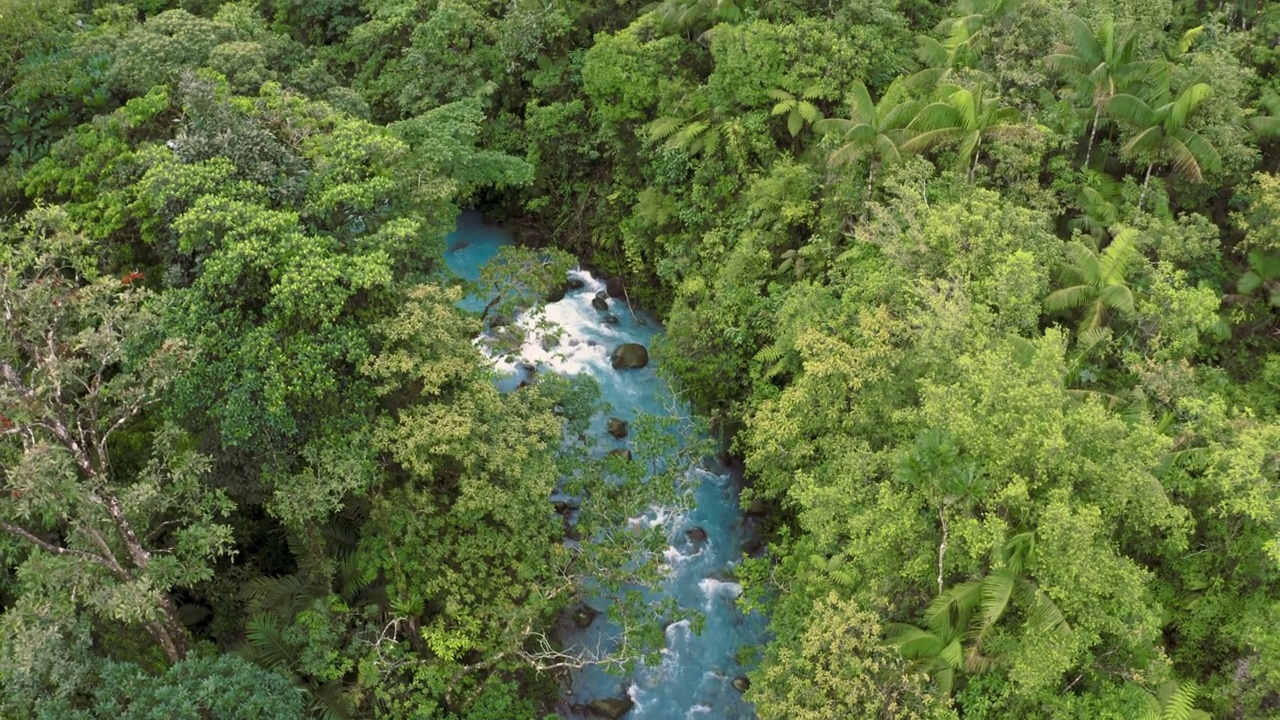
[445,212,768,719]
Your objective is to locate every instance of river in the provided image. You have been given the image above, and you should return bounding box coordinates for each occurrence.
[443,211,768,719]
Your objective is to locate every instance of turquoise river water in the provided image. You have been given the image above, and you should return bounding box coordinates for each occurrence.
[444,212,768,719]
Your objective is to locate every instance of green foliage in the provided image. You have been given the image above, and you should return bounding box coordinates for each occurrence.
[5,0,1280,717]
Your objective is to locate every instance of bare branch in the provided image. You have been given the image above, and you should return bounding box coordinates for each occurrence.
[0,519,118,574]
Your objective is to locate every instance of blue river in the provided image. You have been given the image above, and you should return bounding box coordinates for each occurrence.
[444,211,768,719]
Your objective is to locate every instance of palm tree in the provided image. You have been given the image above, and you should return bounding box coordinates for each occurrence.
[1045,15,1167,167]
[1105,84,1221,207]
[912,0,1019,88]
[812,78,921,196]
[888,532,1069,695]
[1043,228,1140,334]
[768,84,826,137]
[902,83,1021,182]
[914,22,985,88]
[653,0,755,32]
[1140,680,1211,720]
[1237,249,1280,308]
[1068,171,1123,241]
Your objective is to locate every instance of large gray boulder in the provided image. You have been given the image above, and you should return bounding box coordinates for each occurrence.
[587,698,635,719]
[606,276,626,298]
[610,343,649,370]
[606,418,629,439]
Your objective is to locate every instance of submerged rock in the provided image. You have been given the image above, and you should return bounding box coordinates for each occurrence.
[686,526,707,543]
[602,314,620,325]
[551,495,579,513]
[573,605,598,629]
[610,343,649,370]
[587,697,634,719]
[592,296,609,311]
[607,417,629,439]
[732,676,751,692]
[606,276,626,298]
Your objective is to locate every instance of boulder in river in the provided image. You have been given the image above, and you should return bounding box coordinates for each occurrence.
[602,314,620,325]
[572,605,598,629]
[567,277,586,290]
[592,296,609,311]
[546,283,568,303]
[606,277,626,298]
[610,343,649,370]
[732,676,751,692]
[608,448,633,461]
[686,526,707,543]
[607,418,629,439]
[587,698,635,719]
[551,495,580,513]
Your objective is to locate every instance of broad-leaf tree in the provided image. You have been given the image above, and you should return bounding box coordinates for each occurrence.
[0,207,232,664]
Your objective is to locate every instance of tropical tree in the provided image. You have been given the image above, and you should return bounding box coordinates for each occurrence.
[644,90,745,167]
[652,0,756,33]
[768,85,825,137]
[889,533,1069,695]
[903,83,1021,182]
[0,208,233,665]
[1105,84,1222,206]
[914,22,986,88]
[1068,171,1123,240]
[813,79,921,195]
[1046,15,1167,167]
[1043,228,1141,334]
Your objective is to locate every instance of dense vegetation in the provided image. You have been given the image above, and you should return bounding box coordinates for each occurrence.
[2,0,1278,717]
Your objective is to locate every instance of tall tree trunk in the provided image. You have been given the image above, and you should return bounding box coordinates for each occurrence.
[937,506,950,594]
[150,593,191,663]
[1138,162,1154,208]
[864,164,875,216]
[1084,105,1101,168]
[969,141,982,184]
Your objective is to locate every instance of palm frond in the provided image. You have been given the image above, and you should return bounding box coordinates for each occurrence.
[910,101,964,132]
[1105,93,1158,127]
[925,580,983,636]
[1169,83,1212,130]
[242,614,298,673]
[645,116,684,143]
[797,101,823,124]
[1098,282,1135,315]
[1044,284,1092,312]
[976,570,1015,638]
[813,117,853,135]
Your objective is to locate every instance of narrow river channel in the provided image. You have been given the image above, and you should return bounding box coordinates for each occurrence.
[443,211,768,720]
